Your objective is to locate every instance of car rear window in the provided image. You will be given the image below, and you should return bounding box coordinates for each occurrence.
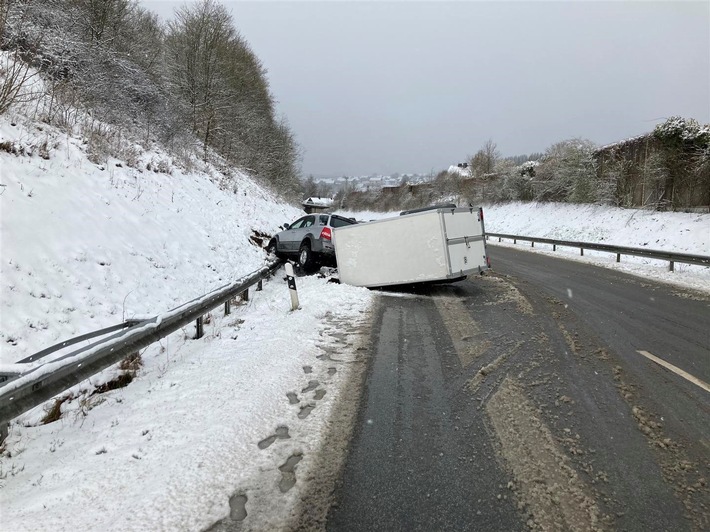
[330,216,357,228]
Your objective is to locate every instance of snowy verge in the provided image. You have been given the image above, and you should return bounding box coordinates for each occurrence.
[0,272,374,531]
[483,202,710,294]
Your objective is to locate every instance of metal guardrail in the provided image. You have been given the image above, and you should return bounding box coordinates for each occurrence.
[17,320,144,364]
[0,259,283,437]
[486,233,710,271]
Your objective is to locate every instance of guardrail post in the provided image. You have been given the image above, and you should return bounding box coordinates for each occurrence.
[669,260,675,272]
[531,241,535,248]
[616,253,621,263]
[580,248,584,256]
[514,238,517,244]
[241,289,249,302]
[224,300,231,315]
[498,237,501,242]
[257,280,263,291]
[553,244,557,251]
[195,316,204,339]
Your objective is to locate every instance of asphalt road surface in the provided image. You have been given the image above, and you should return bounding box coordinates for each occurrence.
[327,245,710,531]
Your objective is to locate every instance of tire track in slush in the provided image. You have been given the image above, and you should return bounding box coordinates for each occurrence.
[435,276,605,531]
[486,377,604,531]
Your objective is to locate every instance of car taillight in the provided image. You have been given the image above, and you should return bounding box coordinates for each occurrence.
[320,227,332,241]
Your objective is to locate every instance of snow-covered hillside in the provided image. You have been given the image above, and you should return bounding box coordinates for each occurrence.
[0,116,305,365]
[0,75,376,530]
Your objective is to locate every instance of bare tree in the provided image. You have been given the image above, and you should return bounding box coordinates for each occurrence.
[469,139,500,178]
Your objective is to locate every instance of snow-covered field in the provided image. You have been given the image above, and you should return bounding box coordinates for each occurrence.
[2,78,709,529]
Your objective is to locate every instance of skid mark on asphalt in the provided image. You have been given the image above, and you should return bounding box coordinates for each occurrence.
[433,295,490,368]
[486,377,604,531]
[279,453,303,493]
[258,426,291,450]
[468,340,524,394]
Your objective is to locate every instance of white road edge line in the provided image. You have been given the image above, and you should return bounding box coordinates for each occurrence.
[637,350,710,394]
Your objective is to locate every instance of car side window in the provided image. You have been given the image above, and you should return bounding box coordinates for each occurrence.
[330,216,356,228]
[289,217,307,229]
[303,215,315,228]
[319,215,329,225]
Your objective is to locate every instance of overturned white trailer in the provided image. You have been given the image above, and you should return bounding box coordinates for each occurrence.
[333,206,490,288]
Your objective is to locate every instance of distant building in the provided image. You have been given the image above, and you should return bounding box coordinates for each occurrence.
[302,196,334,213]
[448,164,472,178]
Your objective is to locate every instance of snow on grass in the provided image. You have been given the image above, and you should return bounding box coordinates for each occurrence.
[0,274,372,531]
[0,115,303,365]
[483,202,710,294]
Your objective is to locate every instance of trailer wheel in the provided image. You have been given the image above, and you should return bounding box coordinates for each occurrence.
[298,242,317,274]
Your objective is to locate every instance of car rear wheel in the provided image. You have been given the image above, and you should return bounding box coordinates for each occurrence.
[298,243,317,274]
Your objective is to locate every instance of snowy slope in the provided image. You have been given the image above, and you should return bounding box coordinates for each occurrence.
[0,71,375,531]
[482,201,710,293]
[0,116,304,365]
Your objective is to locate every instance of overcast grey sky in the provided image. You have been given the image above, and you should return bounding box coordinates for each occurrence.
[143,1,710,177]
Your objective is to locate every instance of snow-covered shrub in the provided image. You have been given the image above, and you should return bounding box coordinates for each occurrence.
[534,138,597,203]
[653,116,710,148]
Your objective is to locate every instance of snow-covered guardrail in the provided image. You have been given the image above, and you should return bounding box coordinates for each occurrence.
[486,233,710,271]
[0,259,283,441]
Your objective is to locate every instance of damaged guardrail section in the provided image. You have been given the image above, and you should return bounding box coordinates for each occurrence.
[0,260,282,439]
[487,233,710,271]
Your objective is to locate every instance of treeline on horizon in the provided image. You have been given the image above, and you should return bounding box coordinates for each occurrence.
[0,0,301,197]
[330,117,710,213]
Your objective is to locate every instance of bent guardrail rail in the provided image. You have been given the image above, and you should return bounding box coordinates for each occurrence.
[0,259,283,439]
[486,233,710,271]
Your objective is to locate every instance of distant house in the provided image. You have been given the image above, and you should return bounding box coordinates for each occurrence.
[302,196,334,213]
[448,164,472,178]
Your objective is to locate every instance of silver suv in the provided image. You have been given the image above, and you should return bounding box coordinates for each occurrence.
[267,213,357,273]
